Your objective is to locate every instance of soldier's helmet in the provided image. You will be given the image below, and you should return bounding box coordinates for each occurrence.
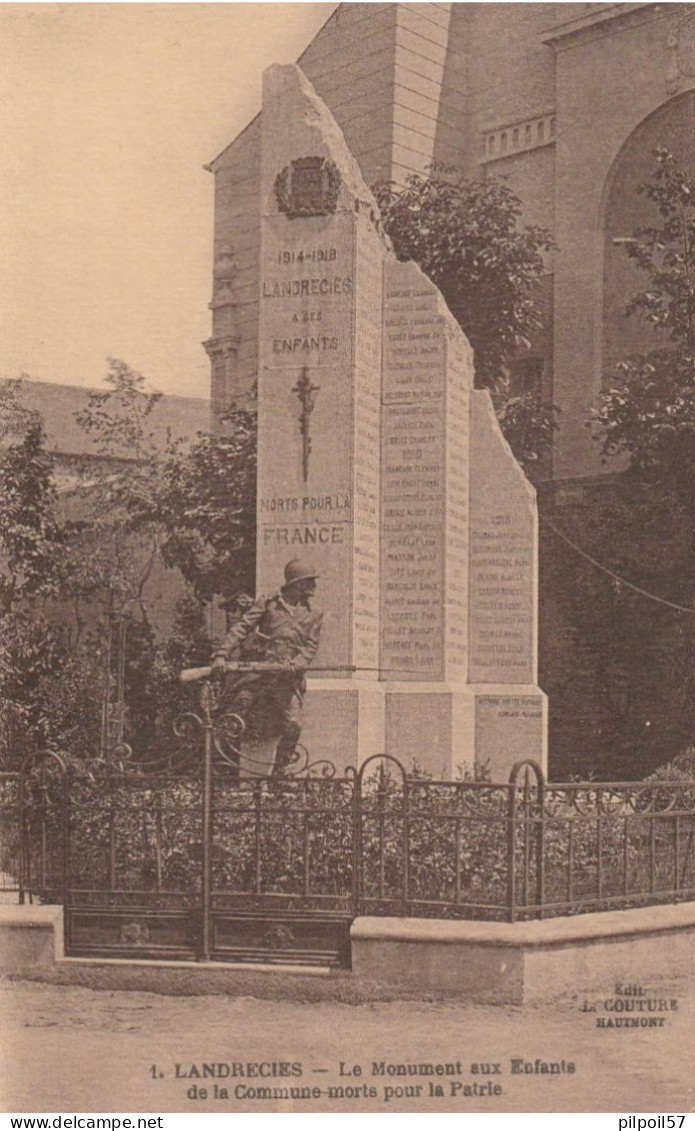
[283,558,320,587]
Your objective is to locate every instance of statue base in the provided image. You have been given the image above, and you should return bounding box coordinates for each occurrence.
[382,683,548,781]
[301,679,547,782]
[301,678,385,773]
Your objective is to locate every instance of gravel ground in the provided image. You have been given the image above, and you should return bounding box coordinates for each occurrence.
[2,975,694,1114]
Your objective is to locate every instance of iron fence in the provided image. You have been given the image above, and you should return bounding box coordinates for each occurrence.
[0,772,20,901]
[0,752,68,905]
[517,769,695,919]
[11,740,695,965]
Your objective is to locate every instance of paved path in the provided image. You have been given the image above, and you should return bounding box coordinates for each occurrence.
[2,977,694,1114]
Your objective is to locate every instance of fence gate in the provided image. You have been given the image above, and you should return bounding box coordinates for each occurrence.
[62,686,359,968]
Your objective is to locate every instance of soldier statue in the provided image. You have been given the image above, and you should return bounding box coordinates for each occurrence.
[211,558,323,774]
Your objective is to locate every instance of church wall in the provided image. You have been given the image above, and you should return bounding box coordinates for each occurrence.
[208,3,695,484]
[300,4,398,185]
[392,7,464,180]
[550,5,695,480]
[602,91,695,384]
[463,4,556,146]
[301,2,462,185]
[482,143,556,252]
[209,116,262,422]
[432,7,472,175]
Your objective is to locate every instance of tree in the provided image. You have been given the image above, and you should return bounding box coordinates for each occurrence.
[0,384,63,614]
[149,593,213,764]
[62,360,254,757]
[540,484,695,780]
[591,148,695,595]
[594,148,695,501]
[542,149,695,779]
[138,402,257,605]
[375,165,557,470]
[0,379,72,764]
[0,365,247,764]
[492,386,559,475]
[0,366,190,764]
[72,359,256,611]
[67,358,172,625]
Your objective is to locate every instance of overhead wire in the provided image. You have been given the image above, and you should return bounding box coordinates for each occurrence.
[541,515,695,615]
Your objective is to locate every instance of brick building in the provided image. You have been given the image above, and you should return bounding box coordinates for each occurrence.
[206,1,695,494]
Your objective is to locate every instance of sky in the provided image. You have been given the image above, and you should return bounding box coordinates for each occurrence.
[0,2,336,400]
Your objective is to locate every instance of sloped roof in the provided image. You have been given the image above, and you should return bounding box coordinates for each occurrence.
[0,379,211,459]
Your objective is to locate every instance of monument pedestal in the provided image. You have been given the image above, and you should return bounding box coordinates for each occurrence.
[300,679,385,771]
[302,679,548,782]
[466,685,547,783]
[383,683,547,781]
[383,683,473,779]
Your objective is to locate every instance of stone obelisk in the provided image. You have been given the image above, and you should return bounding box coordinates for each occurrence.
[256,64,547,779]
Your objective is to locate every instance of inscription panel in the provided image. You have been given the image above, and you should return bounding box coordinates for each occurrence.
[258,190,383,670]
[350,214,384,670]
[259,215,355,372]
[469,519,533,679]
[258,212,357,668]
[381,261,446,680]
[474,694,545,783]
[468,393,536,685]
[444,341,471,675]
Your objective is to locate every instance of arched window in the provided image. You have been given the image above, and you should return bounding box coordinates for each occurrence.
[601,91,695,387]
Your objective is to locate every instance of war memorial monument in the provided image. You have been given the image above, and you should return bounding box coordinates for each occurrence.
[245,62,547,781]
[6,17,695,1045]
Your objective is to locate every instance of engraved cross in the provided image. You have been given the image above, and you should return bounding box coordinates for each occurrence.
[292,367,321,483]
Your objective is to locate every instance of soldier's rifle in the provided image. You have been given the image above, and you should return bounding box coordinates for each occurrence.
[180,662,357,683]
[180,661,287,683]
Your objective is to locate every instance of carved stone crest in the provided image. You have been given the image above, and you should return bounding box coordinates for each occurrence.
[274,156,341,218]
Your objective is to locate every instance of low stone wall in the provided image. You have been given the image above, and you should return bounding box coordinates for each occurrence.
[350,906,695,1004]
[0,905,62,972]
[2,904,694,1004]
